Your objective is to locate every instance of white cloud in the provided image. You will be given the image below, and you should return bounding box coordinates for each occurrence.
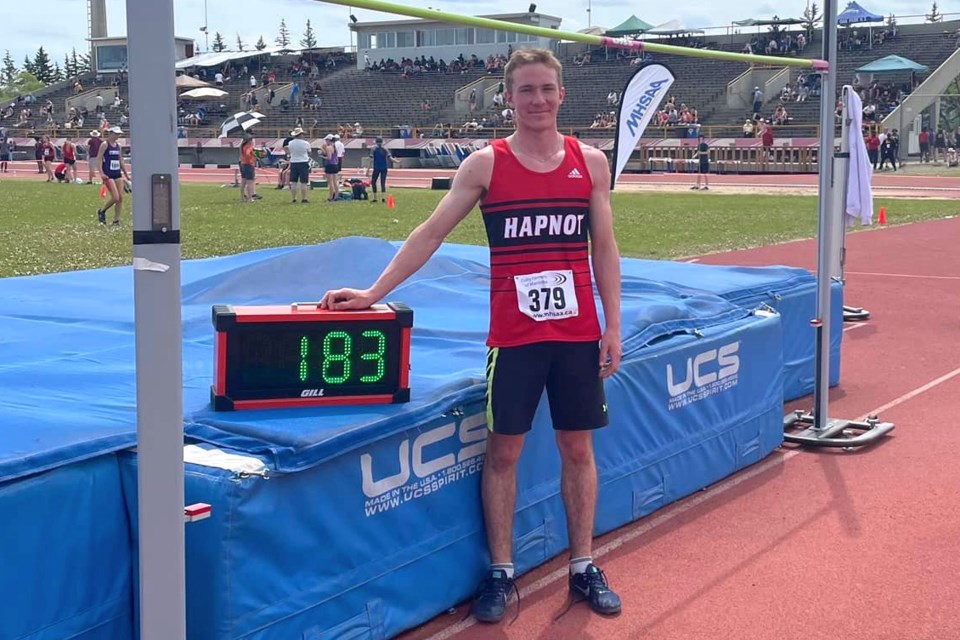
[0,0,934,67]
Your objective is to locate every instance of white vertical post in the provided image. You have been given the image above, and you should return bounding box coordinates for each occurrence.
[126,0,186,638]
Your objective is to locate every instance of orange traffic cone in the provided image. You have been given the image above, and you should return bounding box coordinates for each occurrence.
[100,185,107,199]
[387,194,395,209]
[878,206,887,225]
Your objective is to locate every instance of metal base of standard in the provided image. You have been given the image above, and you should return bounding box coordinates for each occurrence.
[783,410,894,450]
[843,305,870,321]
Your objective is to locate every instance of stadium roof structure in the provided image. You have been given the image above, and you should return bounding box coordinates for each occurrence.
[644,19,705,35]
[732,17,805,27]
[605,15,654,36]
[174,45,341,69]
[348,12,562,30]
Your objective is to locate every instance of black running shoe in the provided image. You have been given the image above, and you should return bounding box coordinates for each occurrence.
[471,569,519,623]
[97,209,106,225]
[569,564,621,616]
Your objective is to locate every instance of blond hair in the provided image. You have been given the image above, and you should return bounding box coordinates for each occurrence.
[504,48,563,92]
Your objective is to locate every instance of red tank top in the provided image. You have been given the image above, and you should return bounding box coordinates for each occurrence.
[63,142,76,162]
[480,136,601,347]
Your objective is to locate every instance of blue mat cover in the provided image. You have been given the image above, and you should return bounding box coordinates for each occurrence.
[0,237,793,639]
[433,244,842,401]
[0,454,133,640]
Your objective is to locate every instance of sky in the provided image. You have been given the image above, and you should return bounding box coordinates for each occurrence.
[0,0,936,68]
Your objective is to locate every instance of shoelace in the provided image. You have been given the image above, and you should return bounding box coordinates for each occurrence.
[462,575,522,624]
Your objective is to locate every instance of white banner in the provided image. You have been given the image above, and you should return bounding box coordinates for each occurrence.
[612,63,675,186]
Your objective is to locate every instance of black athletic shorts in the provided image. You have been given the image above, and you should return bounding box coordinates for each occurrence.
[485,340,608,435]
[240,164,255,180]
[290,161,310,183]
[699,157,709,173]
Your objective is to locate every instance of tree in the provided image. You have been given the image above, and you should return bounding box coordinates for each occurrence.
[767,15,783,41]
[1,51,17,89]
[23,55,35,78]
[212,32,227,52]
[0,70,43,102]
[70,49,81,77]
[802,2,822,37]
[77,52,92,74]
[52,61,64,83]
[926,1,943,22]
[276,19,291,48]
[255,35,267,51]
[64,53,75,79]
[236,34,245,51]
[32,46,55,84]
[301,19,317,49]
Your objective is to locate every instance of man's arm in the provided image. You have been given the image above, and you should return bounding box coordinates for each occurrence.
[320,147,492,309]
[583,145,622,378]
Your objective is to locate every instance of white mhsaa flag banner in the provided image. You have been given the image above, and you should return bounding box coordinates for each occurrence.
[612,63,675,186]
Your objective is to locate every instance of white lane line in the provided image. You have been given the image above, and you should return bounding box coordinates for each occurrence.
[856,365,960,421]
[844,271,960,281]
[843,322,870,333]
[421,368,960,640]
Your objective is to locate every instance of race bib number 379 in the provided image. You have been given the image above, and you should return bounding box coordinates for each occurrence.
[514,270,579,322]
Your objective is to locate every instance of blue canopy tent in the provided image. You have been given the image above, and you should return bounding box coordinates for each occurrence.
[856,54,928,74]
[837,1,884,49]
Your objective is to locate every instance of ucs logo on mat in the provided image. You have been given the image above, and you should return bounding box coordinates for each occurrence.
[360,413,487,517]
[666,342,740,411]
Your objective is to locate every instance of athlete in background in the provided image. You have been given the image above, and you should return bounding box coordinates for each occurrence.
[95,126,130,226]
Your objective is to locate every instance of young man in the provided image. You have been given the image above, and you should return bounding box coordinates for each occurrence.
[369,137,393,202]
[284,127,312,204]
[694,134,710,191]
[95,126,130,225]
[320,48,622,623]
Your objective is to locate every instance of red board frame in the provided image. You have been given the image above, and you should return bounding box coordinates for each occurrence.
[211,302,412,410]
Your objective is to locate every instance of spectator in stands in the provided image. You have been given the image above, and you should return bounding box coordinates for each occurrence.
[773,104,789,126]
[743,118,756,138]
[752,87,763,115]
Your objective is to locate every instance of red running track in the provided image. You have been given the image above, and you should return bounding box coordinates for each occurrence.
[399,217,960,640]
[4,162,960,198]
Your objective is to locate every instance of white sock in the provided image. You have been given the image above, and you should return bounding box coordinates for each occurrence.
[490,562,514,579]
[570,556,593,575]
